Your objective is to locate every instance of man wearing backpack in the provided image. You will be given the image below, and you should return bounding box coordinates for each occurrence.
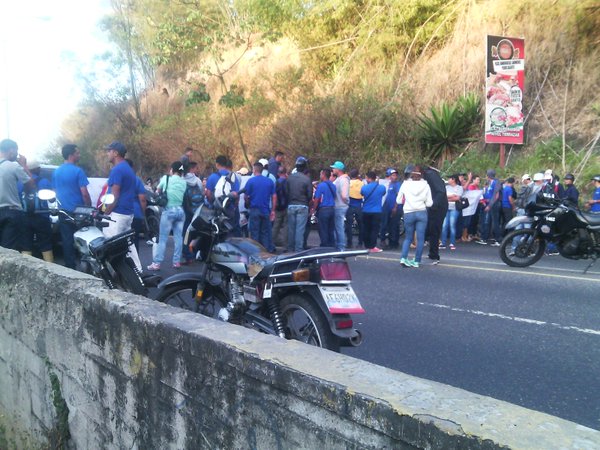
[182,161,204,264]
[205,155,240,205]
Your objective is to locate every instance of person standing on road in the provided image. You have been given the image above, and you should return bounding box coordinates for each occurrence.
[125,159,148,252]
[103,141,143,271]
[440,175,463,250]
[475,169,502,246]
[286,157,312,252]
[500,177,516,233]
[0,139,33,251]
[245,162,276,251]
[380,168,402,250]
[331,161,350,251]
[180,147,193,166]
[422,164,448,264]
[181,161,203,263]
[397,165,432,268]
[346,169,364,248]
[360,171,386,253]
[587,175,600,213]
[267,151,284,179]
[313,168,336,248]
[147,161,187,270]
[52,144,92,269]
[272,166,288,249]
[561,174,579,204]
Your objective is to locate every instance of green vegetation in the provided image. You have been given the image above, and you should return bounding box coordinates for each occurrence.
[51,0,599,191]
[45,361,70,449]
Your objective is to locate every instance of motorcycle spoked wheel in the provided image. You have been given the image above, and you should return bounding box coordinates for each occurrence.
[499,228,546,268]
[157,284,226,317]
[279,294,340,352]
[112,258,148,296]
[146,212,160,240]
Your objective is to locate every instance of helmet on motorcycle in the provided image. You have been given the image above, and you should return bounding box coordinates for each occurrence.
[564,173,575,181]
[592,175,600,182]
[533,173,545,181]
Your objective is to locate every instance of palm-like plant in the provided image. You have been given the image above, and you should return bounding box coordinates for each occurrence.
[418,94,481,164]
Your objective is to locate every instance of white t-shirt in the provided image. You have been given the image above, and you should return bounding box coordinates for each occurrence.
[446,184,464,210]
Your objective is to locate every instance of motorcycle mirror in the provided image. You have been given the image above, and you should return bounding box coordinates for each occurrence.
[37,189,56,201]
[101,194,115,205]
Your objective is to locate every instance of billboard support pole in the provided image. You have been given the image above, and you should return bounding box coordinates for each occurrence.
[499,143,506,168]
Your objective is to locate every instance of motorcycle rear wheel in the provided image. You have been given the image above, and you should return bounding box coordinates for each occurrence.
[157,284,225,317]
[280,294,340,352]
[500,228,546,267]
[113,258,148,296]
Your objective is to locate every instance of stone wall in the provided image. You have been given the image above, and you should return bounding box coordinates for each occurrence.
[0,248,598,449]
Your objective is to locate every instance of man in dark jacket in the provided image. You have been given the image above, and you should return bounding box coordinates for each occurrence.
[561,173,579,204]
[422,165,448,264]
[286,157,313,252]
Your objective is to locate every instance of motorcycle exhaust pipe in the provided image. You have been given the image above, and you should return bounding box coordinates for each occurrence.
[349,330,363,347]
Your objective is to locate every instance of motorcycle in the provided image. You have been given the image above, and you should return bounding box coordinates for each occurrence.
[154,196,367,352]
[38,189,151,295]
[499,193,600,272]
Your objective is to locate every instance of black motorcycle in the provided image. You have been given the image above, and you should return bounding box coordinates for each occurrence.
[154,197,366,352]
[499,193,600,272]
[38,189,151,295]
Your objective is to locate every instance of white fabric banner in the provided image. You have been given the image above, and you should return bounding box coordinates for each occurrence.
[461,190,482,217]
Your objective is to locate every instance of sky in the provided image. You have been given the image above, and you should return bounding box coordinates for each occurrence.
[0,0,113,160]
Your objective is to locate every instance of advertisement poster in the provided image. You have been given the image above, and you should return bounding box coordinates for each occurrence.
[485,35,525,144]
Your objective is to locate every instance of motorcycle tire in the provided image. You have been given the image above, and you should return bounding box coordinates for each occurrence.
[146,212,160,241]
[279,294,340,352]
[113,258,148,296]
[157,284,225,317]
[499,228,546,268]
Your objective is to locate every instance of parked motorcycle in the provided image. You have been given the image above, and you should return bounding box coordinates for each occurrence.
[154,196,367,352]
[499,193,600,272]
[38,189,150,295]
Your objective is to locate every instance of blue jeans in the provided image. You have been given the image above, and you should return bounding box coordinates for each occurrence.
[441,209,460,246]
[334,206,348,251]
[287,205,308,252]
[402,210,428,262]
[249,208,273,251]
[317,207,335,247]
[480,202,502,241]
[154,206,185,265]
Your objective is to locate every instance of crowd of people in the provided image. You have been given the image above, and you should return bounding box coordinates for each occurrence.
[2,137,600,273]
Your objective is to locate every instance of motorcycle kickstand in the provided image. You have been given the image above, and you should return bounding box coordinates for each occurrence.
[583,256,597,275]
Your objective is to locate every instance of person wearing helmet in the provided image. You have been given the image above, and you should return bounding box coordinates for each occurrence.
[587,175,600,213]
[285,157,312,251]
[561,173,579,204]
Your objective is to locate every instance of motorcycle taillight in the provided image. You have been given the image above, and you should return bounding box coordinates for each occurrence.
[319,261,351,281]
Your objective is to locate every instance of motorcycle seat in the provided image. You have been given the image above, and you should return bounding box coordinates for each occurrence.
[578,211,600,227]
[251,247,339,279]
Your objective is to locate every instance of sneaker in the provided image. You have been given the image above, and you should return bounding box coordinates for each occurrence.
[369,247,383,253]
[439,245,447,250]
[546,250,559,256]
[400,258,412,268]
[172,262,182,269]
[408,259,420,268]
[430,259,439,265]
[147,263,160,271]
[475,239,488,245]
[449,244,456,250]
[490,240,501,247]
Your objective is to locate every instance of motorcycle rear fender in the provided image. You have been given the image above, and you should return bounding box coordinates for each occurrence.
[505,215,534,231]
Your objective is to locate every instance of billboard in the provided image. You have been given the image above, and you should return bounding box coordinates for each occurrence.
[485,35,525,144]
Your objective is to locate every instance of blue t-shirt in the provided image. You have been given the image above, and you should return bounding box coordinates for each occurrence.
[314,180,336,207]
[108,160,137,215]
[361,182,386,213]
[52,162,89,212]
[483,179,498,202]
[133,177,146,219]
[384,181,401,210]
[592,187,600,212]
[245,174,275,215]
[205,169,240,207]
[502,185,514,208]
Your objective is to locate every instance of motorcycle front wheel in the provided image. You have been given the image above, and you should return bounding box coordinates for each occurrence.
[279,294,340,352]
[157,284,225,318]
[500,228,546,267]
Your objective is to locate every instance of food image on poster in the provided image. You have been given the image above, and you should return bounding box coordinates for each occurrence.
[485,35,525,144]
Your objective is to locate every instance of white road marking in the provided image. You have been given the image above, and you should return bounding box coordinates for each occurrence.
[417,302,600,337]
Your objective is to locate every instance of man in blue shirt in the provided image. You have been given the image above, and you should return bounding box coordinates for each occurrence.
[380,168,402,249]
[52,144,91,269]
[588,175,600,213]
[103,141,142,271]
[205,155,240,205]
[126,159,148,251]
[245,162,276,251]
[313,168,337,248]
[360,171,386,253]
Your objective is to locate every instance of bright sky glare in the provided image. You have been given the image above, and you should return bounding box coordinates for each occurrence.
[0,0,112,160]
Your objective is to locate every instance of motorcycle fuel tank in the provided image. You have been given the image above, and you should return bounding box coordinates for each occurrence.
[211,238,271,274]
[74,227,105,256]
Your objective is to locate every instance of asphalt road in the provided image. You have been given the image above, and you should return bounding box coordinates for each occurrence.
[137,232,600,430]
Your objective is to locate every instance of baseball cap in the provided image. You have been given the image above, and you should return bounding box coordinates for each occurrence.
[28,160,40,170]
[521,173,531,181]
[237,167,249,175]
[258,158,269,167]
[544,172,553,180]
[105,141,127,156]
[330,161,345,170]
[533,172,544,181]
[386,168,398,177]
[564,173,574,181]
[592,175,600,182]
[506,177,515,183]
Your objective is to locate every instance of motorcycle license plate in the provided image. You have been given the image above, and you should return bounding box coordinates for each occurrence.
[319,285,365,314]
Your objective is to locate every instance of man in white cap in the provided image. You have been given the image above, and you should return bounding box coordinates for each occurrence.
[331,160,349,251]
[514,173,532,216]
